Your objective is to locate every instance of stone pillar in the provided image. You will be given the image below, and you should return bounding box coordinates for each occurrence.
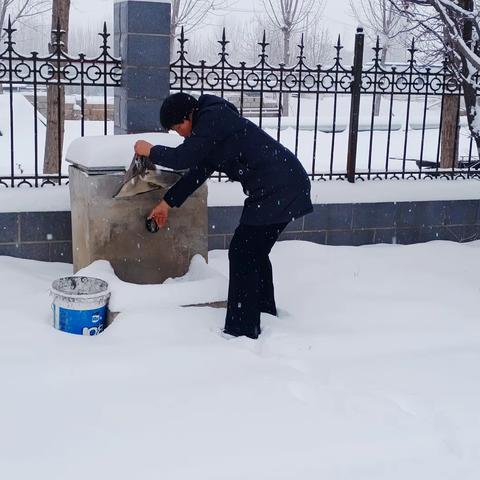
[114,0,171,134]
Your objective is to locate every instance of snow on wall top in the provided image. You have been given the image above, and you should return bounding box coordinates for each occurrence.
[65,132,183,171]
[0,180,479,213]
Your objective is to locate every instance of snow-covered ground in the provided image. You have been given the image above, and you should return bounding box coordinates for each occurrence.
[1,240,480,479]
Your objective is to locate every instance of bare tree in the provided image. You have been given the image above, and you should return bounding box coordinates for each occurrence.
[391,0,480,167]
[174,18,282,68]
[0,1,49,93]
[69,22,111,57]
[303,21,331,67]
[350,0,408,115]
[0,0,49,40]
[261,0,325,114]
[212,18,283,65]
[170,0,230,57]
[228,19,269,64]
[43,0,70,175]
[262,0,324,65]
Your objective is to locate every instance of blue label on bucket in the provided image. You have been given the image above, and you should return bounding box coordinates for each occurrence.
[58,306,107,336]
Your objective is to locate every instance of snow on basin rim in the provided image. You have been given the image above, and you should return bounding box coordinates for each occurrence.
[65,132,183,170]
[1,239,480,479]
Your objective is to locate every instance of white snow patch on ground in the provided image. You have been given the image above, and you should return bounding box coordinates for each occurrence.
[77,256,228,311]
[1,240,480,479]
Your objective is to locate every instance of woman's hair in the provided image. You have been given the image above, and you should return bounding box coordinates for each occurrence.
[160,93,198,130]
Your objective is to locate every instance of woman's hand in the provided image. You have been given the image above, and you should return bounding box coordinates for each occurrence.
[148,200,170,228]
[134,140,153,157]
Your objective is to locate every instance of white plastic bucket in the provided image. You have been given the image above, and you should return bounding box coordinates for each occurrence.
[51,276,110,336]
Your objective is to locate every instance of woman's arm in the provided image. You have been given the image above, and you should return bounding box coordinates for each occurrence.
[163,163,215,208]
[135,109,217,170]
[134,133,211,171]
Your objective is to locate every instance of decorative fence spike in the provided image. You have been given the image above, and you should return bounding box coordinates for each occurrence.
[0,19,122,187]
[169,27,473,182]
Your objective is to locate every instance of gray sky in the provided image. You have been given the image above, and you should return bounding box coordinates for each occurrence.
[69,0,358,45]
[14,0,358,57]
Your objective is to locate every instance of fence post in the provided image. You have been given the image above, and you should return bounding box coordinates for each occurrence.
[346,27,364,183]
[114,0,171,134]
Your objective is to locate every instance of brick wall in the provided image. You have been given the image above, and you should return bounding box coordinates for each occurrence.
[1,200,479,263]
[208,200,480,248]
[0,212,72,262]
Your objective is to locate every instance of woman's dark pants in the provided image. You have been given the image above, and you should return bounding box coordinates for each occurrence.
[224,222,288,339]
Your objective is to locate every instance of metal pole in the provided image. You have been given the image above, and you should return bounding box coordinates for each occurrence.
[346,27,364,183]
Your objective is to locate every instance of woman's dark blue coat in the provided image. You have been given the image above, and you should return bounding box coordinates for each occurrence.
[149,94,313,225]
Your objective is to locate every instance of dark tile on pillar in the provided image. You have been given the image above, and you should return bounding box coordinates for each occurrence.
[117,35,127,60]
[123,67,170,99]
[122,35,170,67]
[127,1,170,34]
[208,207,243,234]
[116,92,129,133]
[115,87,127,102]
[208,235,225,251]
[125,98,163,133]
[0,213,19,243]
[50,242,73,264]
[327,229,374,246]
[20,212,72,242]
[352,202,396,229]
[443,200,478,226]
[114,1,127,34]
[113,32,121,57]
[113,2,124,34]
[304,204,352,231]
[396,201,447,228]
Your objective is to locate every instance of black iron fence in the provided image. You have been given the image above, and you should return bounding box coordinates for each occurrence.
[1,20,479,188]
[171,27,480,181]
[0,18,121,187]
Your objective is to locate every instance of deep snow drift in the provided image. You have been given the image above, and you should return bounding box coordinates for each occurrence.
[1,240,480,479]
